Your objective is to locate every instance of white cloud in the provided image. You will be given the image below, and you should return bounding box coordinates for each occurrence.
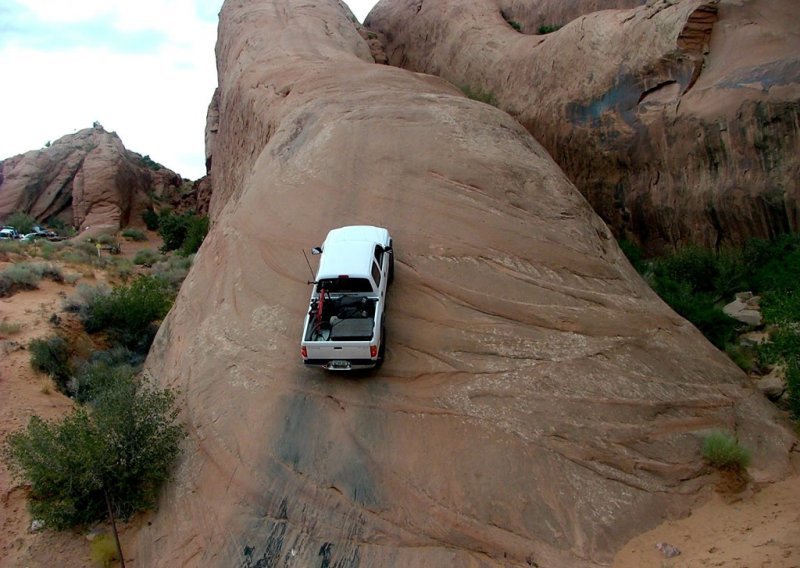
[0,1,379,179]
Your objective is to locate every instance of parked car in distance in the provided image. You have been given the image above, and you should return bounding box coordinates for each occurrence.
[0,227,21,239]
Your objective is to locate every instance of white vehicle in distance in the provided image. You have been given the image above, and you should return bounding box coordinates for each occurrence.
[301,226,393,371]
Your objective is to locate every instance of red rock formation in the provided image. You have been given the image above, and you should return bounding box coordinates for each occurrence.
[366,0,800,252]
[0,126,201,233]
[136,1,794,566]
[499,0,645,34]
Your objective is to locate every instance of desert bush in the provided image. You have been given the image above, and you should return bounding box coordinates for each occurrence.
[29,335,72,391]
[70,360,136,404]
[83,275,173,351]
[3,211,36,234]
[46,217,73,236]
[537,23,562,34]
[152,254,193,289]
[0,321,22,336]
[181,215,209,255]
[0,263,42,297]
[90,535,118,567]
[141,209,159,231]
[0,240,23,254]
[702,431,751,471]
[133,248,163,267]
[460,84,498,106]
[507,19,522,31]
[64,283,111,317]
[121,228,146,241]
[157,211,209,255]
[2,376,185,529]
[94,234,117,246]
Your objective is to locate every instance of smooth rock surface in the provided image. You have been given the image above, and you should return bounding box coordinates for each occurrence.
[366,0,800,252]
[136,1,795,567]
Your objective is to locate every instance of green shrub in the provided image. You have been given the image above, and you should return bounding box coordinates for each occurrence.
[2,376,185,529]
[618,239,646,273]
[121,228,146,242]
[141,209,159,231]
[84,275,174,351]
[3,211,36,234]
[46,217,73,237]
[133,248,163,267]
[702,431,751,471]
[152,255,193,290]
[71,361,136,404]
[90,535,118,567]
[181,215,209,255]
[460,84,498,106]
[537,23,562,34]
[508,20,522,31]
[29,335,72,391]
[785,356,800,419]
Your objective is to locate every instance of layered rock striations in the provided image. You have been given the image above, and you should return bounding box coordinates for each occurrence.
[0,126,191,232]
[137,1,795,566]
[366,0,800,252]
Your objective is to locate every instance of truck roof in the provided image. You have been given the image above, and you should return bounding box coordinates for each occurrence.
[316,226,390,281]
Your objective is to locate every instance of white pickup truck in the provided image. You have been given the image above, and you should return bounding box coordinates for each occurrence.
[300,226,393,371]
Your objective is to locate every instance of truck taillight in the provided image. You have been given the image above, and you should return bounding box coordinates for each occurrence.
[370,345,378,358]
[301,346,308,358]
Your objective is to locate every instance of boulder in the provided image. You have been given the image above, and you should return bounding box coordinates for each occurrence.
[723,294,762,326]
[0,126,200,231]
[135,1,795,567]
[756,375,786,401]
[365,0,800,252]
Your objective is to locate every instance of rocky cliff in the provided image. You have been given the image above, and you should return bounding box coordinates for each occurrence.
[367,0,800,252]
[0,125,199,233]
[136,1,795,566]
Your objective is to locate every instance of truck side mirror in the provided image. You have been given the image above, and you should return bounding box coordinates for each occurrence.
[311,247,322,255]
[383,245,392,253]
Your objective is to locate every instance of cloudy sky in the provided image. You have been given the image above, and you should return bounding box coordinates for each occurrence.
[0,0,379,180]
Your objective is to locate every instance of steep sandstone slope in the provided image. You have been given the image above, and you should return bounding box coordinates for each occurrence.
[0,126,183,232]
[136,1,794,567]
[367,0,800,252]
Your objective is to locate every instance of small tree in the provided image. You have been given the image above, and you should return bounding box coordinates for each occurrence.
[3,376,185,565]
[4,211,37,234]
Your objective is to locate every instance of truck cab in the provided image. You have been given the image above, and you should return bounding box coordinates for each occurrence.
[301,226,393,370]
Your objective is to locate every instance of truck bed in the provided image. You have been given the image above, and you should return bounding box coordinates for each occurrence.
[304,295,377,342]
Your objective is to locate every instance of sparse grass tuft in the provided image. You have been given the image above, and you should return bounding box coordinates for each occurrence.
[90,535,118,568]
[460,84,498,106]
[29,335,72,392]
[702,431,751,471]
[0,321,22,336]
[537,23,562,34]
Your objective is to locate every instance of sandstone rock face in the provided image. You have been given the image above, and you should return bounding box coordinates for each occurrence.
[136,1,794,566]
[0,126,186,233]
[366,0,800,252]
[499,0,645,34]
